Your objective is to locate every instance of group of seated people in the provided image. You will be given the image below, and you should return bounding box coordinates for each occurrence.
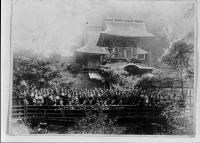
[15,86,177,107]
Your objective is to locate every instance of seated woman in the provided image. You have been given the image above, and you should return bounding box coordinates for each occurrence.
[138,94,146,107]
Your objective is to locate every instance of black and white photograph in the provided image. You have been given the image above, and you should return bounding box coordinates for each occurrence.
[1,0,199,139]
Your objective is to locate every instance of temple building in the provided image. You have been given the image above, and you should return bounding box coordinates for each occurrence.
[75,26,109,73]
[74,19,156,88]
[75,19,155,76]
[97,19,154,65]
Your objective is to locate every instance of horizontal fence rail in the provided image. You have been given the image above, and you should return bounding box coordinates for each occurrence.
[12,105,25,119]
[12,105,163,123]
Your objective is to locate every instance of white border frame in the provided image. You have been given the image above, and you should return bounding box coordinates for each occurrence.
[1,0,200,142]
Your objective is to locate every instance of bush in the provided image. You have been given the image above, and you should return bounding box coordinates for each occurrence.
[9,119,32,135]
[67,63,82,74]
[66,108,122,134]
[161,100,194,135]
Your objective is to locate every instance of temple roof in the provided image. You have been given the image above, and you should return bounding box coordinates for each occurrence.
[120,63,154,70]
[76,46,109,55]
[76,26,109,55]
[101,20,154,38]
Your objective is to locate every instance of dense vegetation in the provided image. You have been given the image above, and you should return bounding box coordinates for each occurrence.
[66,109,122,134]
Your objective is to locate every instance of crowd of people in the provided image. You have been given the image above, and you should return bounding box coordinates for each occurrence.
[15,86,177,107]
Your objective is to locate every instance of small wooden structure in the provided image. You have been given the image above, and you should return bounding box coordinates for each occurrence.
[121,63,154,75]
[75,26,109,71]
[75,48,107,69]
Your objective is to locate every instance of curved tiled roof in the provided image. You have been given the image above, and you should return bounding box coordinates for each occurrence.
[101,21,154,38]
[76,26,109,55]
[120,63,154,70]
[76,45,109,55]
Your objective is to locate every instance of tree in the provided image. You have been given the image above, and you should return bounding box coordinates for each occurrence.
[13,54,62,92]
[161,34,193,97]
[67,109,121,134]
[103,40,114,63]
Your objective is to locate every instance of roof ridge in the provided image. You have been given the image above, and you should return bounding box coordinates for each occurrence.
[104,18,144,23]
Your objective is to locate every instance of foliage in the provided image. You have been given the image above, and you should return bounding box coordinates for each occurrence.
[161,34,193,97]
[104,40,114,56]
[12,53,81,101]
[67,108,122,134]
[161,100,194,135]
[99,66,157,89]
[9,116,48,135]
[161,41,193,70]
[13,55,61,88]
[99,68,122,85]
[66,63,82,74]
[101,40,115,63]
[9,119,33,135]
[131,73,157,89]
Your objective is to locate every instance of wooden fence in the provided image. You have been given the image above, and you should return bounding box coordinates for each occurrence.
[12,105,163,124]
[12,105,25,119]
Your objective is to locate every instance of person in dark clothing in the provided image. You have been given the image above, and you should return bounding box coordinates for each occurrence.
[139,94,146,107]
[15,86,171,107]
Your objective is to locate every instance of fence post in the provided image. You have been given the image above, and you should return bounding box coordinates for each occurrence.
[63,108,65,117]
[44,109,46,118]
[24,103,27,117]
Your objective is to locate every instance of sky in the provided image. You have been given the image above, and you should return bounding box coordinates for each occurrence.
[11,0,195,57]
